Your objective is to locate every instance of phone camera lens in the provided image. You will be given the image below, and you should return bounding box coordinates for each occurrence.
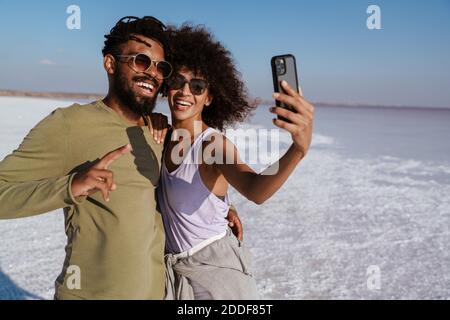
[275,58,286,75]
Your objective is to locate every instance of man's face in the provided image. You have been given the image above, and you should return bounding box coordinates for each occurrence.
[111,35,165,116]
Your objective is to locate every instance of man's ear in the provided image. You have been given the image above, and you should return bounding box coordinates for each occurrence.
[104,54,117,75]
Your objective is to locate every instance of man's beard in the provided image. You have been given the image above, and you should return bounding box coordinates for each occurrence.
[113,72,157,117]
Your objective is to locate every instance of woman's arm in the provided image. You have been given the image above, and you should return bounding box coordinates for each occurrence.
[214,140,303,204]
[214,80,314,204]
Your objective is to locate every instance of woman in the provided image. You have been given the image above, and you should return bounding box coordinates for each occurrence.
[157,24,314,299]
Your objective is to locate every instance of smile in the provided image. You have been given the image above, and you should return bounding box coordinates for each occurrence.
[135,81,155,95]
[174,99,193,111]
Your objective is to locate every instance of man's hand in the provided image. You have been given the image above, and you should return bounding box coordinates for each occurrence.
[71,144,132,202]
[147,113,170,144]
[270,80,314,158]
[226,207,243,241]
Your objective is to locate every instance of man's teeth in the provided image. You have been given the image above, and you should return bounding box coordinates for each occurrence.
[176,100,193,107]
[136,82,154,91]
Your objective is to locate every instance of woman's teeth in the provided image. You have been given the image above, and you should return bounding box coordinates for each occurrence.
[175,100,193,109]
[177,100,192,106]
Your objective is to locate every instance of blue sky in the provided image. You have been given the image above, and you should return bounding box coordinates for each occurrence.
[0,0,449,107]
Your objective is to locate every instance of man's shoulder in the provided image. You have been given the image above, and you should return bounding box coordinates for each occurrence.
[33,101,103,128]
[57,100,104,118]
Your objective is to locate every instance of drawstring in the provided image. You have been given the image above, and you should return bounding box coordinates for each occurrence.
[164,254,176,299]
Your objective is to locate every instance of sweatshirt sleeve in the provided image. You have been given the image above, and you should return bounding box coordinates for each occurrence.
[0,107,82,219]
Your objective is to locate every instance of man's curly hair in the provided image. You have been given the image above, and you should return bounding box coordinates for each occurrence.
[167,24,256,131]
[102,16,170,59]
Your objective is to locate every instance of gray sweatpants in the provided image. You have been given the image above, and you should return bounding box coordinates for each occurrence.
[164,228,260,300]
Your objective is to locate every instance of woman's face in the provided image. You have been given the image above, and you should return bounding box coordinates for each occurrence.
[167,67,212,123]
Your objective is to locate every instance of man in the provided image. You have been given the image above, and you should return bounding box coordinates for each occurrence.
[0,16,241,300]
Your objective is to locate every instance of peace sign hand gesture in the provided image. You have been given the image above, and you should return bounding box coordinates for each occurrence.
[71,144,132,202]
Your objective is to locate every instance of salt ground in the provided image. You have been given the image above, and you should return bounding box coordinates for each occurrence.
[0,97,449,299]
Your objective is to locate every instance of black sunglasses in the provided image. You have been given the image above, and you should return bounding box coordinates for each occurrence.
[167,73,208,95]
[113,15,167,31]
[116,52,173,79]
[107,16,169,51]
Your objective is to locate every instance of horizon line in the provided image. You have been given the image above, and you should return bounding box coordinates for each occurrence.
[1,89,449,111]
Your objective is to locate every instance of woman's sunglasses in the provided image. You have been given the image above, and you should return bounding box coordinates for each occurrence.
[116,53,173,79]
[166,73,208,95]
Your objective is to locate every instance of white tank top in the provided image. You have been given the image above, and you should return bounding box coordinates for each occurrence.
[157,127,230,254]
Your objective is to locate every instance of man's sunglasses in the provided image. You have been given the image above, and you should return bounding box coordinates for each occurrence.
[167,73,209,95]
[115,53,173,79]
[112,15,167,32]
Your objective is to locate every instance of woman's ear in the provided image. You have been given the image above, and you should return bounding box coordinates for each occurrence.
[205,94,213,107]
[104,54,116,75]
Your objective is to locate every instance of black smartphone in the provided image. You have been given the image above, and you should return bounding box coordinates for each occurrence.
[271,54,300,123]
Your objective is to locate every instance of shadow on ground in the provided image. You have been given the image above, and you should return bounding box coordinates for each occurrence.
[0,265,43,300]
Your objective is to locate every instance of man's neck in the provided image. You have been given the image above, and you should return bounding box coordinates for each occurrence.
[103,94,146,126]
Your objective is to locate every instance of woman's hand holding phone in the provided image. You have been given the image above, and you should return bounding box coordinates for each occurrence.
[270,80,315,159]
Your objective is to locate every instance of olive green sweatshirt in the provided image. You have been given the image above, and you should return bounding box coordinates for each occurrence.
[0,100,165,299]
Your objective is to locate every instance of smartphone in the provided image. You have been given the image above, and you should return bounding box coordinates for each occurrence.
[271,54,300,123]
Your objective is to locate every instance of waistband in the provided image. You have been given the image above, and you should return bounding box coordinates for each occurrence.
[172,231,227,259]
